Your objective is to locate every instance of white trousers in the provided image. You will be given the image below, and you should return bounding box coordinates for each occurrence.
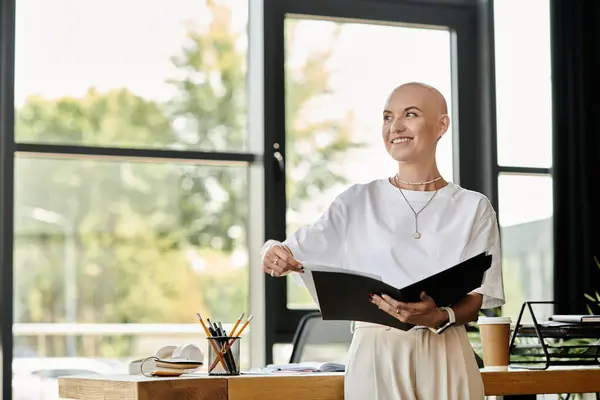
[344,322,485,400]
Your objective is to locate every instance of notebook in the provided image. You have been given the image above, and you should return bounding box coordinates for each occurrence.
[550,315,600,324]
[246,362,345,374]
[299,252,493,331]
[129,344,204,376]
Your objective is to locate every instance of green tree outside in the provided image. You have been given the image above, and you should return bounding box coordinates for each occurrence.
[14,1,358,358]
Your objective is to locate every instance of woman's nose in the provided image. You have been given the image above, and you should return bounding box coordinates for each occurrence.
[391,118,405,133]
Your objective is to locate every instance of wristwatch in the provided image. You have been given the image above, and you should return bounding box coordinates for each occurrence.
[429,306,456,335]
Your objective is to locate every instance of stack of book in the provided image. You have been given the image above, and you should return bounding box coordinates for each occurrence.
[129,344,204,377]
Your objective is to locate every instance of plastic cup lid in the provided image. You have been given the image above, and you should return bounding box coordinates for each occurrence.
[477,316,512,324]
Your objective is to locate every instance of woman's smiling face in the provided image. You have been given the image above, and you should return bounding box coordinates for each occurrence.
[382,83,449,164]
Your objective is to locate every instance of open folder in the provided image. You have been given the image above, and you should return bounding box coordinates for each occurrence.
[298,252,493,331]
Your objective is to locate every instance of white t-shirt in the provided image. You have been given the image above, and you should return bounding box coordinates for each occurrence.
[263,179,505,309]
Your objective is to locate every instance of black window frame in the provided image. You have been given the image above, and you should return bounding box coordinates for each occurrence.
[0,0,261,397]
[3,0,552,393]
[491,0,554,337]
[485,0,553,227]
[0,0,16,396]
[262,0,497,364]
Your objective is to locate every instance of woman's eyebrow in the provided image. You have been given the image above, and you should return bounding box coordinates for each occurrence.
[383,106,422,114]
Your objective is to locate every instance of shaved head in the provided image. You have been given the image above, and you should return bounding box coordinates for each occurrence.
[385,82,448,116]
[381,82,450,164]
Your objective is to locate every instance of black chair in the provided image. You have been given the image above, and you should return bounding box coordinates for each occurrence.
[290,311,484,368]
[289,311,353,363]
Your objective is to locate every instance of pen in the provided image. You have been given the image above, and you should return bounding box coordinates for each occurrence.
[217,321,237,372]
[206,318,216,332]
[225,312,245,367]
[196,313,229,372]
[208,315,253,371]
[208,318,234,372]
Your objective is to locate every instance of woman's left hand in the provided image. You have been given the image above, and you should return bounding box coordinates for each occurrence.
[370,291,446,328]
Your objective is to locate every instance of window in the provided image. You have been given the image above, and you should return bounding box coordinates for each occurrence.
[494,0,553,321]
[11,0,258,397]
[494,0,552,168]
[263,0,484,364]
[0,0,540,395]
[497,174,553,321]
[283,17,456,310]
[15,0,248,152]
[14,158,250,366]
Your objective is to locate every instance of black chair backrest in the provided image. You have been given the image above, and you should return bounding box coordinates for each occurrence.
[289,311,353,363]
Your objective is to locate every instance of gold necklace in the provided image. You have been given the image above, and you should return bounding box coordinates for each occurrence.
[394,173,442,186]
[394,175,438,239]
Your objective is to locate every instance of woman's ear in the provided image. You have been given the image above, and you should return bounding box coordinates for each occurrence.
[438,114,450,138]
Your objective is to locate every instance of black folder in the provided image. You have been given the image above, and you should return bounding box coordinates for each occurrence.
[310,252,493,331]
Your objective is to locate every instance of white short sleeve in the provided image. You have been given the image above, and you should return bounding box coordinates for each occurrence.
[282,193,348,267]
[465,205,505,309]
[261,191,349,268]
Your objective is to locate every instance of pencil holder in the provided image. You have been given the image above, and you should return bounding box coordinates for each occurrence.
[207,336,241,376]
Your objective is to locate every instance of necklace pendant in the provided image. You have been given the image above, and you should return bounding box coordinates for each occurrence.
[413,232,421,239]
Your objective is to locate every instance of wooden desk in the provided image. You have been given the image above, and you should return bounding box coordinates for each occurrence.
[59,368,600,400]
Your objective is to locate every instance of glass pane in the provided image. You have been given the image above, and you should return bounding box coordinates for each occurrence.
[494,0,552,167]
[15,0,248,151]
[283,17,455,308]
[498,174,553,322]
[13,157,249,399]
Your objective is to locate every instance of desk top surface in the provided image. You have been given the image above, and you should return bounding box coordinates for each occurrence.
[61,365,600,380]
[58,366,600,399]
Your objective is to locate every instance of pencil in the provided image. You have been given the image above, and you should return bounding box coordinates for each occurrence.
[196,313,229,372]
[235,314,253,337]
[195,313,213,339]
[225,312,245,367]
[229,312,245,337]
[208,315,253,371]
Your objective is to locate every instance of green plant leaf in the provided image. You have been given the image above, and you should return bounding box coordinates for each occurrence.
[584,293,596,302]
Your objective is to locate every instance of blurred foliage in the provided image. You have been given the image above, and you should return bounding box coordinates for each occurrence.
[284,21,362,213]
[584,256,600,315]
[13,1,358,357]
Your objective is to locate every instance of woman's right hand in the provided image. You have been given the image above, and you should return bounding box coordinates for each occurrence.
[262,244,304,278]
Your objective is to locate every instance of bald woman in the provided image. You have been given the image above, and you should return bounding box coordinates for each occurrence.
[261,82,505,399]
